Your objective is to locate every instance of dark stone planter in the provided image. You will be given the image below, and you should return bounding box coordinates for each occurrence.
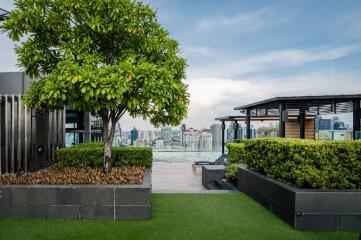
[218,179,238,191]
[237,167,361,231]
[0,169,151,220]
[202,165,225,189]
[202,165,238,190]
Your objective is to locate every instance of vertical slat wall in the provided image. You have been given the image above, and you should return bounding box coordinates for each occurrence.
[0,95,65,175]
[285,118,315,139]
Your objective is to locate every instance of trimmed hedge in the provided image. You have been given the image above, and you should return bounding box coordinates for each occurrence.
[227,138,361,189]
[227,143,246,164]
[73,142,104,148]
[57,145,153,168]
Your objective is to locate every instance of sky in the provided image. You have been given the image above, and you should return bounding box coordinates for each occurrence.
[1,0,361,130]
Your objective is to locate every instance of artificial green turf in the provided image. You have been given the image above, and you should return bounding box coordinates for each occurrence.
[0,193,358,240]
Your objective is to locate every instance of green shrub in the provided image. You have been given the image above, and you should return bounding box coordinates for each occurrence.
[73,142,104,148]
[57,146,152,168]
[225,163,243,185]
[228,138,361,189]
[226,143,246,164]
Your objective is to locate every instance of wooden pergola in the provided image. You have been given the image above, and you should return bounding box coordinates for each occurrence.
[216,94,361,154]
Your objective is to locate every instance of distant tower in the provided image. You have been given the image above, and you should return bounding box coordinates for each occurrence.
[210,124,222,151]
[130,127,139,145]
[161,126,172,145]
[181,124,186,146]
[115,123,122,146]
[226,125,233,141]
[116,123,122,137]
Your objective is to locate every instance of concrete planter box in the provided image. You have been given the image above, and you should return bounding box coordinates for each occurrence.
[0,169,151,220]
[237,167,361,231]
[202,165,237,190]
[202,165,225,189]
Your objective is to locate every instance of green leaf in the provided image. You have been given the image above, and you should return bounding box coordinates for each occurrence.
[80,87,86,94]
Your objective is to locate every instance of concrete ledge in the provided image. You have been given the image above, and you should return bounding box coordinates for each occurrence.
[237,167,361,231]
[202,165,225,189]
[218,179,238,191]
[0,169,151,220]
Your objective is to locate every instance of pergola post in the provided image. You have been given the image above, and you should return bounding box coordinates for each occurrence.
[246,109,251,139]
[221,120,225,154]
[234,120,238,140]
[299,111,305,139]
[279,102,286,138]
[353,100,360,140]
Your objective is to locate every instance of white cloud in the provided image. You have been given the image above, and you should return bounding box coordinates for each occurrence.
[189,44,361,78]
[184,46,211,56]
[183,70,361,129]
[197,7,281,32]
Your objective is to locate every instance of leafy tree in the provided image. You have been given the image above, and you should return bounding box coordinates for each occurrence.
[1,0,189,173]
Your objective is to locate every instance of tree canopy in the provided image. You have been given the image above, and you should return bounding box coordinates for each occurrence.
[1,0,189,127]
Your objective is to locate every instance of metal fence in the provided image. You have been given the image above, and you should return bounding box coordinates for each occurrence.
[0,94,65,174]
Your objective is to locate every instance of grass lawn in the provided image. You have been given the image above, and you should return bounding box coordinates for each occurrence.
[0,193,358,240]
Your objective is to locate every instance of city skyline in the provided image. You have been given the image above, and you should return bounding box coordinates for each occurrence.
[112,115,352,150]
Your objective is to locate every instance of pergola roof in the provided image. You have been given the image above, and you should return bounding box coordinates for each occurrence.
[234,94,361,116]
[214,116,244,121]
[215,115,315,122]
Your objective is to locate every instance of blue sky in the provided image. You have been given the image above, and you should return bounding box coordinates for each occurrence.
[1,0,361,130]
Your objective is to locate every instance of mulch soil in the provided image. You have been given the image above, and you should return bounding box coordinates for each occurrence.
[0,165,145,185]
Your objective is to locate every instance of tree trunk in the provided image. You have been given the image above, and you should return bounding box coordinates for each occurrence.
[102,116,113,174]
[103,137,112,174]
[101,109,125,174]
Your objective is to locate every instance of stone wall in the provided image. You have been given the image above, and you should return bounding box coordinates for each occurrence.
[0,169,151,220]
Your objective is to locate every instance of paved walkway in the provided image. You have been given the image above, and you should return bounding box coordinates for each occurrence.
[152,162,237,193]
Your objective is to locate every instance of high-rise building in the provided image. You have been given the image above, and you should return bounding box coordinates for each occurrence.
[183,128,199,151]
[181,124,186,146]
[130,127,139,145]
[172,130,182,146]
[210,124,222,151]
[333,117,347,130]
[316,118,332,131]
[114,123,122,146]
[237,127,244,139]
[226,125,233,141]
[226,123,245,140]
[153,138,164,149]
[199,131,212,151]
[161,126,172,145]
[251,127,257,139]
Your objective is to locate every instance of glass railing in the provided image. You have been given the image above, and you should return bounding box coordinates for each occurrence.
[152,151,222,163]
[65,132,224,163]
[316,130,353,141]
[148,143,223,163]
